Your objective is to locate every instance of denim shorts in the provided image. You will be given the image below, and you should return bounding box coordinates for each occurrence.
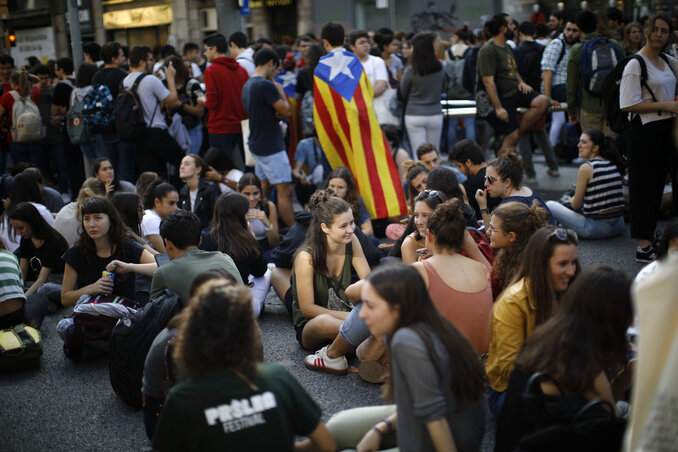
[253,150,292,185]
[339,302,371,348]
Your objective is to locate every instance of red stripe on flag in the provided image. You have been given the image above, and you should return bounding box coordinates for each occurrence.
[353,84,388,218]
[380,132,408,213]
[314,83,349,167]
[329,89,353,153]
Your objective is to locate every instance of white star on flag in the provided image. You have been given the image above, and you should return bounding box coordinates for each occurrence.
[279,72,295,89]
[321,51,355,82]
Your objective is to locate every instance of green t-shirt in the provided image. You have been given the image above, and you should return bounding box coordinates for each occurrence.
[152,364,322,452]
[477,40,520,98]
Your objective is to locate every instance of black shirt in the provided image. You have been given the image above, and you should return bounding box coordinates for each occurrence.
[200,231,268,283]
[52,78,75,108]
[295,67,313,99]
[91,67,127,98]
[17,236,66,281]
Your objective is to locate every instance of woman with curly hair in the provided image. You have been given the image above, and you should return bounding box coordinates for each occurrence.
[326,166,374,237]
[488,201,549,298]
[152,280,335,452]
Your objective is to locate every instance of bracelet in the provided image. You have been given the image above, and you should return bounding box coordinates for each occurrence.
[382,418,394,433]
[266,224,274,231]
[480,208,490,214]
[372,425,385,436]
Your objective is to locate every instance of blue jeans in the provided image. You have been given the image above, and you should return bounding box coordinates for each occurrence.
[339,302,371,348]
[25,282,62,329]
[10,141,42,167]
[95,133,136,183]
[209,133,245,171]
[486,386,506,419]
[187,125,202,155]
[546,201,626,239]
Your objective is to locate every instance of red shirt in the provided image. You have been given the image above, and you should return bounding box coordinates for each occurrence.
[0,86,41,143]
[203,56,249,134]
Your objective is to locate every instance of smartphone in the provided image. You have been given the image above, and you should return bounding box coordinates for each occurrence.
[155,253,170,267]
[416,248,429,258]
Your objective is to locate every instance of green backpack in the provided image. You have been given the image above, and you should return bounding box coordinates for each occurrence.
[0,323,43,370]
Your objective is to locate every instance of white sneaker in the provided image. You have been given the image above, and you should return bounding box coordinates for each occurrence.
[303,346,348,375]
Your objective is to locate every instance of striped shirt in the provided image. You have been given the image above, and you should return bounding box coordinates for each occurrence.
[540,34,570,88]
[582,159,625,219]
[0,250,25,303]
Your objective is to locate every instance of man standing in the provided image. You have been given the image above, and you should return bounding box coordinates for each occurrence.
[241,48,294,227]
[541,19,579,152]
[92,41,135,183]
[229,32,255,76]
[182,42,204,82]
[198,33,249,172]
[566,10,623,136]
[477,14,550,154]
[122,45,184,177]
[348,29,388,98]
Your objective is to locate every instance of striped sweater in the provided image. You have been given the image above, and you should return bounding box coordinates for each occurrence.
[582,158,625,219]
[0,250,25,303]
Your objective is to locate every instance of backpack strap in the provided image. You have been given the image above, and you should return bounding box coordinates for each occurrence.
[129,73,159,127]
[555,37,567,66]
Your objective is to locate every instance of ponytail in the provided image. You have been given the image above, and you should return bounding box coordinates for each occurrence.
[585,130,626,175]
[10,71,32,97]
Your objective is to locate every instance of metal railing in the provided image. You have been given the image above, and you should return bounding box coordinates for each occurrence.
[441,99,568,118]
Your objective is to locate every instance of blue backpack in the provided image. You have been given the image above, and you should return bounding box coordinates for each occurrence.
[580,37,621,96]
[82,84,115,132]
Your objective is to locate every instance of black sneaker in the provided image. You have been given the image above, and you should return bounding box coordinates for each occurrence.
[651,231,662,251]
[636,245,657,263]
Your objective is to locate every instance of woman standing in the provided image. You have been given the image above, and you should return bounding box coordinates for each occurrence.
[545,130,626,239]
[327,263,486,452]
[164,55,205,155]
[238,173,280,251]
[398,32,445,153]
[485,226,580,418]
[0,71,41,167]
[178,154,220,230]
[620,13,678,262]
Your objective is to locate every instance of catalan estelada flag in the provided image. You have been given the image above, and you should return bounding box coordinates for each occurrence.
[313,49,407,219]
[275,70,301,161]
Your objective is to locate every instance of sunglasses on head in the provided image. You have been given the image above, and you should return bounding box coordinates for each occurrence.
[422,189,439,199]
[548,227,578,244]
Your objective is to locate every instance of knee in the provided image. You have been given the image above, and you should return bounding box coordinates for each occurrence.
[276,183,293,196]
[533,95,549,112]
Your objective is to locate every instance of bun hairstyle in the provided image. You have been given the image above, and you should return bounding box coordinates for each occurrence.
[488,149,523,189]
[491,201,550,291]
[582,129,626,174]
[413,190,449,240]
[300,189,352,279]
[427,198,466,251]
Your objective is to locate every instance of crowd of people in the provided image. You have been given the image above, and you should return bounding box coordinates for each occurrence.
[0,5,677,452]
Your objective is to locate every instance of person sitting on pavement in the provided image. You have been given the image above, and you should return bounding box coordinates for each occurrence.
[485,226,580,419]
[289,190,371,350]
[141,181,179,254]
[54,177,106,247]
[200,193,269,317]
[487,201,549,299]
[416,142,467,183]
[202,146,244,195]
[152,279,335,452]
[546,130,626,240]
[400,190,448,264]
[150,209,242,305]
[324,263,486,452]
[475,149,554,228]
[326,166,375,237]
[92,158,135,196]
[403,160,429,213]
[450,138,501,219]
[178,154,220,231]
[238,172,280,255]
[0,237,29,329]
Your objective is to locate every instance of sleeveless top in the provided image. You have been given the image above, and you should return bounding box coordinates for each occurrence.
[291,242,354,328]
[582,158,625,219]
[422,258,493,354]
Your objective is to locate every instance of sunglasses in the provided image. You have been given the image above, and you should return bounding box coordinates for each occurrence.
[422,189,439,199]
[548,227,578,244]
[485,175,498,184]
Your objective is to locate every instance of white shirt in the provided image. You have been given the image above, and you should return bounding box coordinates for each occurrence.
[142,209,162,237]
[122,72,170,129]
[189,189,198,212]
[360,55,389,88]
[620,53,678,125]
[191,62,203,79]
[236,48,255,77]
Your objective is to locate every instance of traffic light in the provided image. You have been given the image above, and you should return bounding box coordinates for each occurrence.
[8,33,15,47]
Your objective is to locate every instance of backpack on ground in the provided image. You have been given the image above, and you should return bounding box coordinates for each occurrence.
[603,53,669,134]
[109,289,182,410]
[114,74,153,143]
[66,92,93,145]
[444,58,471,100]
[82,84,115,132]
[9,91,42,143]
[580,37,621,96]
[518,42,546,91]
[0,323,42,370]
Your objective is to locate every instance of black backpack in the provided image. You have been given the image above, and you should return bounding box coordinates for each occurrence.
[517,42,546,91]
[603,53,669,134]
[462,46,481,96]
[114,73,154,144]
[108,289,182,410]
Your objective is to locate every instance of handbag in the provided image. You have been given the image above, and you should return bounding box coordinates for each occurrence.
[0,323,43,370]
[373,87,400,126]
[474,72,495,119]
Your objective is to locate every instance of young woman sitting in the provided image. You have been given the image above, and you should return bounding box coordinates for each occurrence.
[412,198,493,355]
[403,160,429,213]
[60,196,157,307]
[0,237,29,329]
[496,267,633,452]
[238,173,280,253]
[202,147,244,195]
[401,190,448,263]
[152,279,335,452]
[54,177,106,246]
[488,201,549,298]
[486,226,580,419]
[202,193,269,317]
[141,181,179,254]
[178,154,220,231]
[325,263,486,452]
[9,203,68,321]
[290,190,370,350]
[475,150,554,227]
[92,157,135,195]
[326,167,375,237]
[546,130,626,239]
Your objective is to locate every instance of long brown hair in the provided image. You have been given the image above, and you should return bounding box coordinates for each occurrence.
[403,160,429,212]
[10,71,32,97]
[210,193,261,262]
[516,266,632,394]
[368,263,485,406]
[326,166,361,222]
[76,196,130,261]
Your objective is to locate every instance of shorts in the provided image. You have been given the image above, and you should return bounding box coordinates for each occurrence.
[253,150,292,185]
[487,89,539,137]
[294,322,306,347]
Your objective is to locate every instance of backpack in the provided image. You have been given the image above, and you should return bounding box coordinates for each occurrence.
[0,323,43,370]
[9,91,42,143]
[82,84,115,132]
[580,37,621,96]
[443,58,471,100]
[65,89,94,145]
[108,289,182,410]
[603,53,669,134]
[114,74,154,143]
[462,46,481,96]
[518,42,546,91]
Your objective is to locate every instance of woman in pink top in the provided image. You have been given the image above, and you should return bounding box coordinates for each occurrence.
[412,198,493,354]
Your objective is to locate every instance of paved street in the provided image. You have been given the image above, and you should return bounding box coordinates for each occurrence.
[0,155,662,452]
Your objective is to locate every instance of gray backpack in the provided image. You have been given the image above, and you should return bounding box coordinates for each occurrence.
[10,91,42,143]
